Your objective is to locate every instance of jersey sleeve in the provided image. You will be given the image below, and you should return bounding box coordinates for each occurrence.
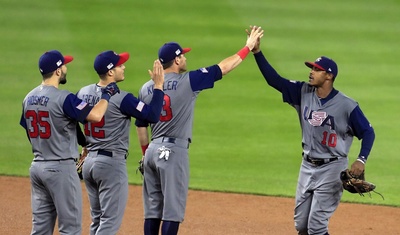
[348,106,375,160]
[135,118,149,127]
[281,80,304,106]
[76,123,87,147]
[62,93,93,123]
[188,65,223,91]
[120,89,164,123]
[20,111,27,129]
[253,51,303,106]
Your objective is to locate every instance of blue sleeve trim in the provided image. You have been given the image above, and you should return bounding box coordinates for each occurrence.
[254,52,286,91]
[189,65,222,91]
[254,52,303,106]
[349,106,375,160]
[63,94,92,123]
[120,89,164,123]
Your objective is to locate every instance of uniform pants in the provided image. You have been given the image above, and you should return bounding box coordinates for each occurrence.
[83,152,128,235]
[29,159,82,235]
[294,157,347,235]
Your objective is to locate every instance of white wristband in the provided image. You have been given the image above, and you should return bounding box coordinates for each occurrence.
[356,158,366,164]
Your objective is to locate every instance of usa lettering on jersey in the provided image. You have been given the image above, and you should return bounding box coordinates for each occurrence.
[303,106,335,130]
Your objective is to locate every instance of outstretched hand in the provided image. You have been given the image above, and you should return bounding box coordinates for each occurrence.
[246,25,263,53]
[149,59,164,90]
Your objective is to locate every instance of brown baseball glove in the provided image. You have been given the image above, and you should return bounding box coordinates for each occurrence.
[340,169,383,199]
[76,147,88,180]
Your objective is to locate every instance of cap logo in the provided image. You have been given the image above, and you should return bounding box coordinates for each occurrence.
[56,60,62,66]
[315,57,322,62]
[175,49,181,56]
[107,63,114,69]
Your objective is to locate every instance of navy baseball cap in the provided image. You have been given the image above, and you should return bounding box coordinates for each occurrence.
[158,42,191,64]
[305,56,338,78]
[94,50,130,75]
[39,50,73,75]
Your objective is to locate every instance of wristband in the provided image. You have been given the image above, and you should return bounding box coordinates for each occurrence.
[101,93,111,102]
[141,144,149,155]
[236,46,250,60]
[357,156,366,164]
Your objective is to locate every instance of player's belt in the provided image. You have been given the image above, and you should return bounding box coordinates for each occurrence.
[33,158,75,162]
[305,155,338,166]
[97,150,127,160]
[152,137,190,149]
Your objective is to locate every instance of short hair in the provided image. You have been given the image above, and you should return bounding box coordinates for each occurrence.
[161,60,174,70]
[42,71,54,79]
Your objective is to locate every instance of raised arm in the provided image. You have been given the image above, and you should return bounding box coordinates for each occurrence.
[217,26,264,75]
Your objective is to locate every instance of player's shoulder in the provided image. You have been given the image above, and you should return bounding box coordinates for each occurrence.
[336,91,358,105]
[117,89,130,97]
[78,83,97,93]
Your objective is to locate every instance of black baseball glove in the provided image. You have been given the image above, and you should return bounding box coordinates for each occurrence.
[136,156,144,176]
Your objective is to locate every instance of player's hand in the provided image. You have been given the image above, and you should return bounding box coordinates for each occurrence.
[349,160,365,178]
[102,82,120,96]
[245,25,264,53]
[149,59,164,90]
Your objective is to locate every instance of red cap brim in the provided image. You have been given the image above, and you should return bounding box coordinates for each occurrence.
[116,52,130,66]
[182,48,191,54]
[305,62,325,71]
[64,56,74,65]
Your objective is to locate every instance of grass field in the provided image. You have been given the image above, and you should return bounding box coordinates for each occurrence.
[1,0,399,207]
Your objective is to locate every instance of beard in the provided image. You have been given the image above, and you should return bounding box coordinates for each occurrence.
[59,71,67,84]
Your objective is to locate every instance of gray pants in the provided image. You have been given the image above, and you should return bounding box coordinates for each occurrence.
[30,159,82,235]
[143,140,189,222]
[83,152,128,235]
[294,157,347,235]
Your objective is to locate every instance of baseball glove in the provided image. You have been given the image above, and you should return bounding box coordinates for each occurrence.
[76,147,88,180]
[340,169,384,199]
[76,157,84,180]
[136,157,144,176]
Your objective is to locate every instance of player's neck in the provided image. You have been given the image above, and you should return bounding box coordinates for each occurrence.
[97,77,116,87]
[315,86,333,99]
[41,77,59,88]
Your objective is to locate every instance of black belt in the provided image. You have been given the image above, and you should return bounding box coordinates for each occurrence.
[97,150,127,159]
[305,155,338,166]
[33,158,75,162]
[98,150,113,157]
[152,137,190,149]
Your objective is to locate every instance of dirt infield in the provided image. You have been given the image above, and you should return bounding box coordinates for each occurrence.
[1,176,399,235]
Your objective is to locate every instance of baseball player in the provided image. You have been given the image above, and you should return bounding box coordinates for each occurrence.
[248,26,375,235]
[76,50,165,235]
[135,26,264,235]
[20,50,119,235]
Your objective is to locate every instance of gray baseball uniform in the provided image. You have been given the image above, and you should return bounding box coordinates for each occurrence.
[293,84,353,234]
[20,84,92,235]
[135,65,223,223]
[76,84,164,235]
[253,51,375,235]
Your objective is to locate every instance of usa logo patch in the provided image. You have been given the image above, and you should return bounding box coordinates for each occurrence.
[308,111,327,126]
